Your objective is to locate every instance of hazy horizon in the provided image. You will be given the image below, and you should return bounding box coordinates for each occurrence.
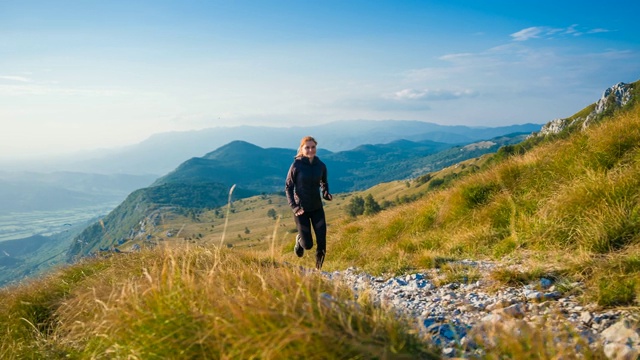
[2,0,639,160]
[0,118,545,163]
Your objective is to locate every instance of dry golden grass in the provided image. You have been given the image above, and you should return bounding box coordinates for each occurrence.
[2,243,614,359]
[1,245,437,359]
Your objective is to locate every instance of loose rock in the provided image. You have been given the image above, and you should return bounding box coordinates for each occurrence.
[322,260,639,359]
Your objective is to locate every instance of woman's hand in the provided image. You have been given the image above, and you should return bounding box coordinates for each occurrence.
[323,192,333,201]
[295,208,305,216]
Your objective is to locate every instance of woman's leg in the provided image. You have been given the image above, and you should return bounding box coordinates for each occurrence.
[294,212,314,250]
[309,208,327,269]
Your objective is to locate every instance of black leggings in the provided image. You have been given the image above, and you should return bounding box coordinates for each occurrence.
[294,207,326,256]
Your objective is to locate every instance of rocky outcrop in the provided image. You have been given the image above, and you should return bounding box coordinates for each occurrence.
[538,117,574,136]
[595,82,634,114]
[536,82,635,137]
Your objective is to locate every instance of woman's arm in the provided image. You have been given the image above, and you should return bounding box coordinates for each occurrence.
[285,162,303,213]
[321,163,332,201]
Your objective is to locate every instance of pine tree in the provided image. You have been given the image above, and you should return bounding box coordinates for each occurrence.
[363,194,381,216]
[345,195,365,217]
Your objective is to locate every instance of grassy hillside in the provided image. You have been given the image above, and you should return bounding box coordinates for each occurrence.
[67,183,257,259]
[106,168,477,256]
[1,85,638,358]
[149,89,640,309]
[327,99,640,307]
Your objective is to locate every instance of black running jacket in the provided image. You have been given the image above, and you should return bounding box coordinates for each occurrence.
[285,156,330,213]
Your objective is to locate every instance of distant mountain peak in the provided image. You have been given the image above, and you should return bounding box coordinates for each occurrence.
[216,140,263,150]
[224,139,261,147]
[203,140,264,160]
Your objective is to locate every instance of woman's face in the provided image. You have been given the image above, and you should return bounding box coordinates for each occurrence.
[301,140,317,158]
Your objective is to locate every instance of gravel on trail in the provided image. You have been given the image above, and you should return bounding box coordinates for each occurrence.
[318,260,639,359]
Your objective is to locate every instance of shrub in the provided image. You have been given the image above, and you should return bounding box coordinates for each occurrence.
[415,173,432,185]
[363,194,381,216]
[461,182,500,208]
[427,178,445,190]
[345,195,365,217]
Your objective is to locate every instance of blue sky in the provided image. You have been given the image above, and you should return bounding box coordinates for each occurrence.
[1,0,639,160]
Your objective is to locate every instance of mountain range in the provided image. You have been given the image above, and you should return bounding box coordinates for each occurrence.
[2,121,542,176]
[0,120,541,218]
[155,134,529,194]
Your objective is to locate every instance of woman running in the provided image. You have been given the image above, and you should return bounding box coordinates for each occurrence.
[285,136,332,270]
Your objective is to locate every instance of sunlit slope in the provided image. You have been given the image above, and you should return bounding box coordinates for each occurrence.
[327,100,640,306]
[67,183,258,259]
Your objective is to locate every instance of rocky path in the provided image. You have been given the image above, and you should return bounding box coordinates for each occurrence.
[321,260,640,359]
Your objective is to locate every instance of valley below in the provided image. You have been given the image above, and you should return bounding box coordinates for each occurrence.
[0,202,119,242]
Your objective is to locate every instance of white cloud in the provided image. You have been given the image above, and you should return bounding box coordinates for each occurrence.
[389,88,476,101]
[0,84,128,97]
[565,24,580,36]
[393,89,427,100]
[588,28,612,34]
[511,27,546,41]
[439,53,474,61]
[510,25,612,41]
[396,33,640,111]
[0,75,32,82]
[342,87,479,112]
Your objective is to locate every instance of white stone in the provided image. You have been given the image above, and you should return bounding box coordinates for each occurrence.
[604,343,639,360]
[601,319,640,345]
[580,311,593,324]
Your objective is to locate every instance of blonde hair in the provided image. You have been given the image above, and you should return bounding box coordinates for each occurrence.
[296,136,318,158]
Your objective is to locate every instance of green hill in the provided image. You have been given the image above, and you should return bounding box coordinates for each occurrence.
[67,182,257,259]
[155,135,527,194]
[153,141,296,192]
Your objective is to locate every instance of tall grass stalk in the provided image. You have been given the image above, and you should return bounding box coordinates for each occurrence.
[175,223,186,237]
[270,214,281,261]
[219,184,236,247]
